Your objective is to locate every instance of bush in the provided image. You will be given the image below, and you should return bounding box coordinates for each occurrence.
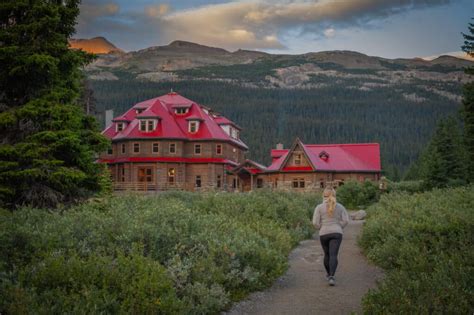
[359,186,474,314]
[385,180,425,194]
[0,190,319,314]
[337,180,380,209]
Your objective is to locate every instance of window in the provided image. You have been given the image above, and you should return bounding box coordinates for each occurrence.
[138,168,153,182]
[216,144,222,155]
[194,144,201,155]
[195,175,202,188]
[217,175,221,188]
[133,143,140,153]
[121,167,126,182]
[147,120,154,131]
[139,119,156,132]
[169,143,176,154]
[257,178,263,188]
[107,147,113,155]
[121,143,126,154]
[233,178,237,189]
[168,168,175,184]
[175,108,188,115]
[152,142,159,154]
[299,179,305,188]
[135,108,144,114]
[319,151,329,160]
[188,121,199,133]
[294,154,302,165]
[320,180,325,189]
[293,178,305,188]
[292,179,299,188]
[116,123,125,132]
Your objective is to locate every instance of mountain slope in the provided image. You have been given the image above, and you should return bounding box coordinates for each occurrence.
[84,40,473,179]
[69,36,122,54]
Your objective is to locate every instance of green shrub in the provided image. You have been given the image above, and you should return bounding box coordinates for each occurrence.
[359,186,474,314]
[0,190,319,314]
[337,180,380,209]
[386,180,425,194]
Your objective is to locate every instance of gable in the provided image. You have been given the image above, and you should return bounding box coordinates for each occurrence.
[281,143,315,170]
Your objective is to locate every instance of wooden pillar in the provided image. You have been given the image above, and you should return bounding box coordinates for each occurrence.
[250,173,253,191]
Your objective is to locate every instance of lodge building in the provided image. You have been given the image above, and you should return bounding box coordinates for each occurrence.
[99,92,381,192]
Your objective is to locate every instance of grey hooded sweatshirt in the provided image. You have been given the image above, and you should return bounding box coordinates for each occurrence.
[312,202,350,236]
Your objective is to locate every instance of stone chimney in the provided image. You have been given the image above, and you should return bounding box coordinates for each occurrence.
[276,143,284,150]
[105,109,114,128]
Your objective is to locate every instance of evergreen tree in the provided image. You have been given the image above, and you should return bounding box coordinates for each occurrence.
[461,19,474,182]
[423,117,466,189]
[0,0,110,208]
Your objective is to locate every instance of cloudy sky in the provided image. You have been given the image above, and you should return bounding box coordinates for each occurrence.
[76,0,473,58]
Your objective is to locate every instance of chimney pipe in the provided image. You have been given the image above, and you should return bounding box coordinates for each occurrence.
[276,143,283,150]
[105,109,114,129]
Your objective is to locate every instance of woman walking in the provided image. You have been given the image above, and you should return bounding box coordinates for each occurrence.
[312,187,350,286]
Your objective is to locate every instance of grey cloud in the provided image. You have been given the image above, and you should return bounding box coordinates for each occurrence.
[76,0,454,51]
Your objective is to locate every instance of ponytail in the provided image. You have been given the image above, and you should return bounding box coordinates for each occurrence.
[323,187,337,217]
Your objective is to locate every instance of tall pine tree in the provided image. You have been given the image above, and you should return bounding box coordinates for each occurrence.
[422,117,466,189]
[462,19,474,182]
[0,0,109,208]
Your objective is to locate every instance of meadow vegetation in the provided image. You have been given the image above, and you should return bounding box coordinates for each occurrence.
[0,190,318,314]
[359,185,474,314]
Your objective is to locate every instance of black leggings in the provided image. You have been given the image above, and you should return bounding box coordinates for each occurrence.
[319,233,343,277]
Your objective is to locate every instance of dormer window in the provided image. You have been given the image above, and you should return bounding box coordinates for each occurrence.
[116,122,126,132]
[230,127,239,139]
[135,108,145,114]
[175,108,189,115]
[139,119,157,132]
[188,121,200,133]
[319,151,329,160]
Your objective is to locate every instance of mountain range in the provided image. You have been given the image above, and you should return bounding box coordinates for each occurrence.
[75,37,473,178]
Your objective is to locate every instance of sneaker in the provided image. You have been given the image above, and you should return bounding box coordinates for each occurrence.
[328,276,335,286]
[325,274,330,281]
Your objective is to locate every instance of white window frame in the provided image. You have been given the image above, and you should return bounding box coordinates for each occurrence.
[133,142,140,153]
[169,143,176,154]
[116,122,127,132]
[152,142,159,154]
[175,108,188,115]
[139,119,157,132]
[194,144,202,155]
[188,121,199,133]
[195,175,202,188]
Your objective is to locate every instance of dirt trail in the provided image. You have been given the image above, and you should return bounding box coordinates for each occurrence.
[224,220,384,315]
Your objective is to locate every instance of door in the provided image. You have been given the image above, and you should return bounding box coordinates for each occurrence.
[137,167,153,190]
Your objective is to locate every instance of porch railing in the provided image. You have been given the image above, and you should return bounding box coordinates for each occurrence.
[113,182,185,191]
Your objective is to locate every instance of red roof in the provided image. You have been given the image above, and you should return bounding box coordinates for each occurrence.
[267,141,381,172]
[213,116,242,130]
[102,92,248,150]
[232,159,268,174]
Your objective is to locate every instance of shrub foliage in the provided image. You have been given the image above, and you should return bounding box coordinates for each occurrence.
[336,180,380,209]
[359,186,474,313]
[0,190,317,314]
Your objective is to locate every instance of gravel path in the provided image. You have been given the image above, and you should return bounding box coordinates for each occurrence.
[224,220,384,315]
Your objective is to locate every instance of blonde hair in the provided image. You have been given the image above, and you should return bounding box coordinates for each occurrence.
[323,187,337,217]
